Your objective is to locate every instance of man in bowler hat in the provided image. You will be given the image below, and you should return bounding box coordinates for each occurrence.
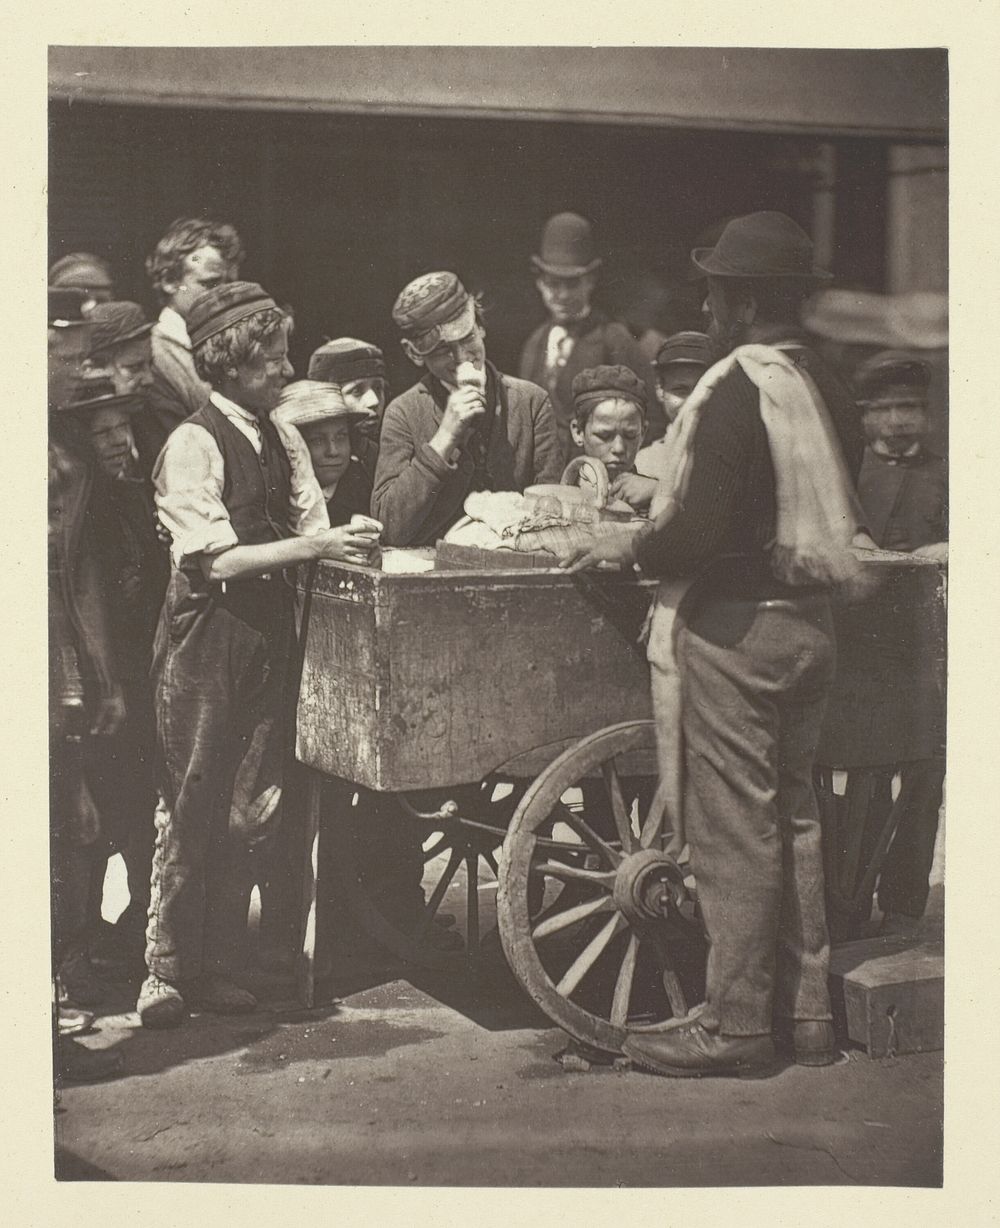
[519,212,661,465]
[561,213,864,1077]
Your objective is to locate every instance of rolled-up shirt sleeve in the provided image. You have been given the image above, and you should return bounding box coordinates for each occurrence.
[153,423,239,569]
[270,415,330,536]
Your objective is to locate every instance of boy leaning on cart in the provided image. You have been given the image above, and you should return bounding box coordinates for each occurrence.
[137,282,379,1029]
[372,271,563,546]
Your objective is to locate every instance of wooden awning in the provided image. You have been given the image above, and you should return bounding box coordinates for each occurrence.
[49,46,946,140]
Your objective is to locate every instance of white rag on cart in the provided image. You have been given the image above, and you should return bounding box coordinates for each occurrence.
[635,343,866,855]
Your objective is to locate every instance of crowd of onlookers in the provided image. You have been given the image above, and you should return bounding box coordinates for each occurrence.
[48,210,946,1083]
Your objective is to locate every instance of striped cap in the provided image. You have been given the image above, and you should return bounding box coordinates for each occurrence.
[187,281,279,349]
[392,272,475,355]
[308,338,386,385]
[272,379,374,430]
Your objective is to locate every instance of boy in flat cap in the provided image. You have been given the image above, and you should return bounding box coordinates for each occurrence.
[519,213,661,465]
[141,216,245,468]
[82,300,155,401]
[853,350,947,935]
[307,337,388,486]
[374,272,561,546]
[138,282,373,1028]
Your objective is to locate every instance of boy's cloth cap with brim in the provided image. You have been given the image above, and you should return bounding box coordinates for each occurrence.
[58,376,145,416]
[48,286,93,328]
[531,212,602,278]
[273,379,375,430]
[392,272,477,356]
[654,331,715,371]
[691,211,832,281]
[308,338,386,385]
[571,363,648,416]
[187,282,279,349]
[49,252,114,292]
[86,302,153,355]
[854,349,932,408]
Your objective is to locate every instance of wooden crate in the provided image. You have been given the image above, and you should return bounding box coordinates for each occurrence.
[829,936,944,1057]
[295,558,654,792]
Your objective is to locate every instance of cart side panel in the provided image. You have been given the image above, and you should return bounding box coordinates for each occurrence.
[378,574,652,790]
[295,568,385,787]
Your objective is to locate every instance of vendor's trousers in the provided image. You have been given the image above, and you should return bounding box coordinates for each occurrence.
[678,593,836,1036]
[145,575,294,984]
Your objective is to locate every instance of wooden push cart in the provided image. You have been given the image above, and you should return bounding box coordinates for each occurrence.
[293,553,704,1054]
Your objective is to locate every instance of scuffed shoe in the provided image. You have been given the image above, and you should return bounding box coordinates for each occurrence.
[191,975,257,1014]
[57,1005,95,1037]
[58,952,109,1008]
[137,974,186,1028]
[775,1019,838,1066]
[623,1019,776,1078]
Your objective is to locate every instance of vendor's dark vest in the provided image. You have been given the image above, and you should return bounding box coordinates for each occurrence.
[188,399,292,544]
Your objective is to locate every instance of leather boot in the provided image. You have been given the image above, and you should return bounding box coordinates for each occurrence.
[623,1019,776,1078]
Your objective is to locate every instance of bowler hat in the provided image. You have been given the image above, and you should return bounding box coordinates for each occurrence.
[531,213,602,278]
[692,212,832,281]
[86,301,153,357]
[854,350,932,407]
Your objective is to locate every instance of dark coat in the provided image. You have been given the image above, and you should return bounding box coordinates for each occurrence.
[372,363,561,547]
[857,446,948,551]
[518,310,663,465]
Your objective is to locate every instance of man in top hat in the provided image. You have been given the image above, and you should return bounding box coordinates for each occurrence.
[141,216,245,469]
[49,252,115,315]
[373,271,561,547]
[48,291,126,1079]
[853,350,947,935]
[307,337,388,485]
[518,212,661,465]
[137,282,372,1028]
[561,212,865,1077]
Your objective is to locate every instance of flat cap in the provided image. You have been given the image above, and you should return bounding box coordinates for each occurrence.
[392,272,476,355]
[59,376,144,416]
[187,281,279,349]
[272,379,374,430]
[86,301,153,356]
[48,286,91,328]
[653,331,715,370]
[854,350,932,407]
[308,337,386,385]
[571,364,648,414]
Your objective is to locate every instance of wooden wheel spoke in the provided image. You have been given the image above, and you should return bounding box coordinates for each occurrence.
[556,914,626,997]
[601,759,636,852]
[610,932,640,1028]
[639,779,670,849]
[414,848,463,939]
[554,800,622,865]
[533,859,617,889]
[483,849,500,877]
[531,894,616,940]
[465,855,480,950]
[648,929,689,1017]
[422,834,450,863]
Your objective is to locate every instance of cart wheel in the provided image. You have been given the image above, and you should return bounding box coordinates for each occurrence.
[498,720,706,1054]
[327,782,522,972]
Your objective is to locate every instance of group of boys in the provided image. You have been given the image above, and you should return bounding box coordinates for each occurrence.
[49,207,946,1082]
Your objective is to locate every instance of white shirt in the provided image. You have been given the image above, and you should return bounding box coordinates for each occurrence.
[156,305,192,349]
[154,393,327,568]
